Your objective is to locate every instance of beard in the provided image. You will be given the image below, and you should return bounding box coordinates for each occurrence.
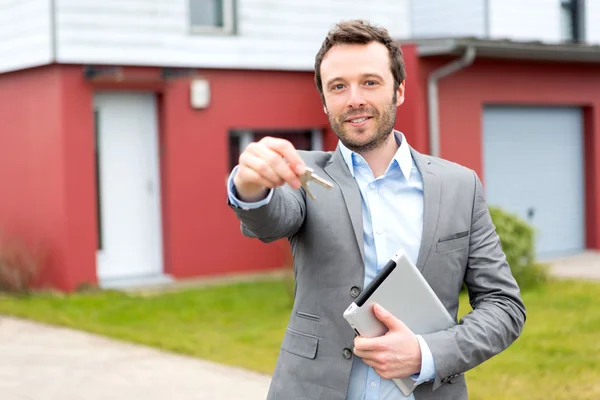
[327,93,397,153]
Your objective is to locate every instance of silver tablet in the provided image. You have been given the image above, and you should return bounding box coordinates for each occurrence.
[343,248,456,396]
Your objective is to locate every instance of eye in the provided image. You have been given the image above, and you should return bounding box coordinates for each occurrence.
[331,83,345,91]
[365,80,378,86]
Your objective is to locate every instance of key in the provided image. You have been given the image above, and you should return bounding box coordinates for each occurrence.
[299,167,334,200]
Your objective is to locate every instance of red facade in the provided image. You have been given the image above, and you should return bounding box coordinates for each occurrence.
[0,44,599,291]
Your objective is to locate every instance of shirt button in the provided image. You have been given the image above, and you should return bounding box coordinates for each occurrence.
[350,286,361,298]
[343,348,352,359]
[370,381,377,388]
[369,183,375,190]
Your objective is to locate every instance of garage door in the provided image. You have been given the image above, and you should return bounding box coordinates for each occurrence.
[483,106,585,258]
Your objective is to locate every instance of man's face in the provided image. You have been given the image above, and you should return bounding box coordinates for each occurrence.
[320,42,404,153]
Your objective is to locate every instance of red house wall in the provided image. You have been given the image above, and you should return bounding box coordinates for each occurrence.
[2,49,599,291]
[1,64,337,290]
[158,69,331,279]
[0,66,79,290]
[418,57,600,250]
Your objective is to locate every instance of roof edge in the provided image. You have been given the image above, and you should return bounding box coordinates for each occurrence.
[398,37,600,63]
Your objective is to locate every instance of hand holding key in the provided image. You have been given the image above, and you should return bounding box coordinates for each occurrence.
[234,137,307,202]
[233,137,333,202]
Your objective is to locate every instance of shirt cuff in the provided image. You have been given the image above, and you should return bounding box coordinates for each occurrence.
[227,165,273,210]
[411,335,436,385]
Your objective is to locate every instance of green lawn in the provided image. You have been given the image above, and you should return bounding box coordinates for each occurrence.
[0,279,599,399]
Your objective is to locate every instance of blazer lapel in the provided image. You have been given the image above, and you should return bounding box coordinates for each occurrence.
[324,145,365,262]
[411,147,441,272]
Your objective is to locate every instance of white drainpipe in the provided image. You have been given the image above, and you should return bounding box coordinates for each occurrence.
[427,46,477,157]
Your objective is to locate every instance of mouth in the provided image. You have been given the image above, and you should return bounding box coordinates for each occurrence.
[345,116,373,127]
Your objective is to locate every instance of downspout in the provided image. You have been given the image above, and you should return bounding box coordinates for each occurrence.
[50,0,57,63]
[483,0,490,38]
[427,46,476,157]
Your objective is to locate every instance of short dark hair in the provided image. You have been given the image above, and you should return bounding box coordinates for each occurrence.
[314,20,406,104]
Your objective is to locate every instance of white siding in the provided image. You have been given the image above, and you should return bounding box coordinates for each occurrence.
[0,0,53,74]
[584,0,600,44]
[488,0,562,43]
[55,0,411,71]
[410,0,486,38]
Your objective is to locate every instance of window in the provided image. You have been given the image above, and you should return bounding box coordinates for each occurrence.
[560,0,583,42]
[190,0,235,34]
[228,129,324,171]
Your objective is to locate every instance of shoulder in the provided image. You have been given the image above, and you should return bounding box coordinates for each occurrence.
[413,150,478,184]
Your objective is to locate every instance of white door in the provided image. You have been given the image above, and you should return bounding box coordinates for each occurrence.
[94,92,164,282]
[483,106,585,258]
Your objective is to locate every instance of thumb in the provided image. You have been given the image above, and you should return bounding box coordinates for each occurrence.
[373,303,407,332]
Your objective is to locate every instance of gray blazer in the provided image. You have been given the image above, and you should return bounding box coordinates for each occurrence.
[229,145,526,400]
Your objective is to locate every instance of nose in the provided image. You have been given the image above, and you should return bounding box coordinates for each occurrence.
[346,86,366,108]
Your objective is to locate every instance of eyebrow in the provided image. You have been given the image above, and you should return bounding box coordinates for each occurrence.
[325,73,386,88]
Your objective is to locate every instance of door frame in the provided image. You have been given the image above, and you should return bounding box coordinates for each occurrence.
[92,90,171,288]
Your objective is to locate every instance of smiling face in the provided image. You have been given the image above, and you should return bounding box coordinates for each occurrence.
[320,41,405,153]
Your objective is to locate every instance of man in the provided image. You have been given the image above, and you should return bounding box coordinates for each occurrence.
[227,20,526,400]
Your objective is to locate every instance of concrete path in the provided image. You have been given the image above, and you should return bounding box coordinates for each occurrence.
[544,250,600,280]
[0,316,271,400]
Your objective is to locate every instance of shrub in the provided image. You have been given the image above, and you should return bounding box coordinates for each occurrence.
[489,206,549,290]
[0,232,44,294]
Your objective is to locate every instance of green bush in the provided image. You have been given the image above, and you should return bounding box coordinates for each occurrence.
[489,206,549,290]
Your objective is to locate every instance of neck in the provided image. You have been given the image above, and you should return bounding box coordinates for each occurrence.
[358,132,399,178]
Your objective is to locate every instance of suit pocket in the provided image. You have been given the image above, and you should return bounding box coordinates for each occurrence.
[281,328,319,359]
[436,232,470,253]
[296,311,321,322]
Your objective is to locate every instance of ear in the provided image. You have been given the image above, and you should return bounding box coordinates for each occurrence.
[396,80,406,107]
[323,105,328,115]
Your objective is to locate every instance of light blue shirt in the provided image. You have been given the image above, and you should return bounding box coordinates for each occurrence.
[339,132,435,400]
[227,131,436,399]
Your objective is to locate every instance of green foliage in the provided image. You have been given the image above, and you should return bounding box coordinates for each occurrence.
[489,206,549,290]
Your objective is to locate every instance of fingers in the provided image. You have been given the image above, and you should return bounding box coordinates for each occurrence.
[236,164,278,189]
[245,141,302,189]
[233,136,308,199]
[353,347,378,360]
[361,356,384,371]
[260,137,306,176]
[354,346,399,381]
[354,347,387,372]
[354,336,388,353]
[238,152,284,188]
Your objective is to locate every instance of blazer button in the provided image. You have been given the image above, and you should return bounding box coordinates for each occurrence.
[342,348,353,359]
[350,286,361,298]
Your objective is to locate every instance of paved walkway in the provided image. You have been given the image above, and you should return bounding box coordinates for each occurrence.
[0,316,271,400]
[544,250,600,280]
[0,251,599,400]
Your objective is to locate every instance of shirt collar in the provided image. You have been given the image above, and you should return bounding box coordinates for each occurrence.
[339,130,413,181]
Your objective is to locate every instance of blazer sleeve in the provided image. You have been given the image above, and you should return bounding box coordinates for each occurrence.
[421,170,527,390]
[229,183,307,243]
